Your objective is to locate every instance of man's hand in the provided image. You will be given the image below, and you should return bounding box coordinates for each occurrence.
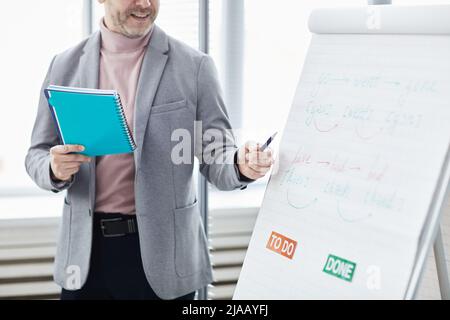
[237,141,274,180]
[50,145,91,182]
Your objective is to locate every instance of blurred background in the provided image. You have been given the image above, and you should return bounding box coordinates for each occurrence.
[0,0,449,299]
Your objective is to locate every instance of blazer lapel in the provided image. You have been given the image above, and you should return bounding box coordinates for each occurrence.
[134,25,169,170]
[78,31,100,212]
[79,31,100,90]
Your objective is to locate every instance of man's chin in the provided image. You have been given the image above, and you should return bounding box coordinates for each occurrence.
[122,26,152,38]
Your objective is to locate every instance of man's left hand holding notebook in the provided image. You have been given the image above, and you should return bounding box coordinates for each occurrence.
[50,144,92,182]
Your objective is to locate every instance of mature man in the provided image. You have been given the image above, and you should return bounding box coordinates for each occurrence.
[25,0,273,300]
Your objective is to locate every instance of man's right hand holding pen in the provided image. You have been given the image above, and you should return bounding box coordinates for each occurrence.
[237,132,277,180]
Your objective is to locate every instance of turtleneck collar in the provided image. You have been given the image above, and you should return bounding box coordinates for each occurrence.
[99,18,153,54]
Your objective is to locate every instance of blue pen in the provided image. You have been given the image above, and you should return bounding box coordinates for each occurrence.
[260,132,278,152]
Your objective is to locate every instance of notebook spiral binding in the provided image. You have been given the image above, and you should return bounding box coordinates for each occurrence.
[114,93,137,151]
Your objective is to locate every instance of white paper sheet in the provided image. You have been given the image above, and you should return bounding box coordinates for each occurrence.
[234,11,450,298]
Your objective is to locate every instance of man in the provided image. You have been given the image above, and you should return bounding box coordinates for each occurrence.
[25,0,273,300]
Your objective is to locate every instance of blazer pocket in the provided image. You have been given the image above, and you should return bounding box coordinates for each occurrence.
[173,199,205,278]
[151,99,187,115]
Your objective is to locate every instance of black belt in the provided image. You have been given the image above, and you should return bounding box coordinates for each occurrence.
[98,216,138,238]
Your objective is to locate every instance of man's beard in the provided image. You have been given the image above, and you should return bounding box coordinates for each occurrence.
[114,9,155,38]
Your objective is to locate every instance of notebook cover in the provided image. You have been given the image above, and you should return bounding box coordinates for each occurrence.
[44,87,136,157]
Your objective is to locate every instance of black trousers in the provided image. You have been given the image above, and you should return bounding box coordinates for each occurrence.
[61,212,196,300]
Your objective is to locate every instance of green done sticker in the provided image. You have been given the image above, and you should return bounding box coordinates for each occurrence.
[323,254,357,282]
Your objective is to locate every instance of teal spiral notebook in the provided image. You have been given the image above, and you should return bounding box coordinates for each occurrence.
[44,85,136,157]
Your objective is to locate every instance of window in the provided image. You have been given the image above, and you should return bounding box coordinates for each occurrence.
[0,0,84,191]
[0,0,84,219]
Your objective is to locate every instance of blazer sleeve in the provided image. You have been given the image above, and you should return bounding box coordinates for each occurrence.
[25,56,75,193]
[196,55,253,191]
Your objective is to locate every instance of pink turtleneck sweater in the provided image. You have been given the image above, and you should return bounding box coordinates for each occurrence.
[94,20,152,214]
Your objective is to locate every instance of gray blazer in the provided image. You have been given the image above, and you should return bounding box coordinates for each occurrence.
[25,25,251,299]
